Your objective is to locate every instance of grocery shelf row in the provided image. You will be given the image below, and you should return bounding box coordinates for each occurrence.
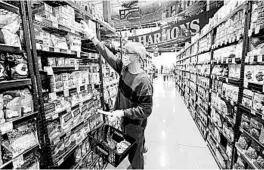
[0,1,120,169]
[175,1,264,169]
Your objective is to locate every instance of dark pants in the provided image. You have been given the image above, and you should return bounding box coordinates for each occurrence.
[124,124,145,169]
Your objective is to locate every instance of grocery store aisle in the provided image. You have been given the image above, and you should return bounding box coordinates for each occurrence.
[107,75,218,169]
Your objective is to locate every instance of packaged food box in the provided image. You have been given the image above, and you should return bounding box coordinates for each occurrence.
[72,107,81,126]
[253,93,264,114]
[51,138,65,160]
[242,89,254,109]
[60,111,73,133]
[3,90,22,120]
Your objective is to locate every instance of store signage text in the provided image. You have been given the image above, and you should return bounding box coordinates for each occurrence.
[129,9,218,48]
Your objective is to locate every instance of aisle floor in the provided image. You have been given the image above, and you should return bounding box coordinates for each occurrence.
[107,76,218,169]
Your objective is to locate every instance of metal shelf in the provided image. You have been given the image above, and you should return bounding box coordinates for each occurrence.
[0,1,19,14]
[0,144,39,169]
[240,128,264,150]
[235,144,258,169]
[207,142,224,170]
[0,44,23,53]
[0,79,32,90]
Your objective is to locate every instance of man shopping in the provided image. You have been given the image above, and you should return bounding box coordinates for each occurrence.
[81,21,153,169]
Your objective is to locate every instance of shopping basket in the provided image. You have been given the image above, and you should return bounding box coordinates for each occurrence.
[88,125,136,167]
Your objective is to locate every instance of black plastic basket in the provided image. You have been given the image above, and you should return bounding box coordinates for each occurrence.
[88,125,136,167]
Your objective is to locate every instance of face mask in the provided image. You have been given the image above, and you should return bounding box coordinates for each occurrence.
[122,55,131,66]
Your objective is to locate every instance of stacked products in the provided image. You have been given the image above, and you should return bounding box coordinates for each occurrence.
[175,1,264,169]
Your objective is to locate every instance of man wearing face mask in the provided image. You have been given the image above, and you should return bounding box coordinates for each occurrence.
[81,21,153,169]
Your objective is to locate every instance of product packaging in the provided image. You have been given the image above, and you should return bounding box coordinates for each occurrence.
[74,147,82,163]
[250,118,263,140]
[51,138,65,160]
[253,92,264,114]
[60,111,73,133]
[237,134,250,150]
[245,142,261,160]
[20,89,33,115]
[7,54,28,79]
[3,90,22,120]
[5,122,38,157]
[242,89,254,109]
[0,53,7,81]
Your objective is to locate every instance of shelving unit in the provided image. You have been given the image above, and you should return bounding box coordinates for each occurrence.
[175,1,264,169]
[1,0,119,169]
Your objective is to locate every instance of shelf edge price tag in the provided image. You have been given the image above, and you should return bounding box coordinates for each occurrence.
[54,48,60,53]
[244,81,248,88]
[77,51,81,58]
[64,89,69,97]
[248,29,252,37]
[255,25,260,34]
[258,55,262,62]
[49,92,57,101]
[250,56,254,63]
[251,110,256,115]
[44,66,54,76]
[77,86,81,93]
[52,113,59,119]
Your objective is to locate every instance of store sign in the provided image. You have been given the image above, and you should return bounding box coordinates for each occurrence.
[129,9,217,48]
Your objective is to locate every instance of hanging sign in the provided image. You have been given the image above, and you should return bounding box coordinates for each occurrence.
[129,9,218,48]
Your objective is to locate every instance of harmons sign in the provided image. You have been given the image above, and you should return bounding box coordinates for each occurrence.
[129,9,218,48]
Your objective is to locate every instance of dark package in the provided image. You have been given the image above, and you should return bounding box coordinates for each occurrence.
[0,53,7,81]
[245,142,261,160]
[7,53,28,79]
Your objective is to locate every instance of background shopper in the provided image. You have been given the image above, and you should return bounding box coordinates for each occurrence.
[81,21,153,169]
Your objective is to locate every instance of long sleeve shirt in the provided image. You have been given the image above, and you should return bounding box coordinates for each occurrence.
[94,40,153,126]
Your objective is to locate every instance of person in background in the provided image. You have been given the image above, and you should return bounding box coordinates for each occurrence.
[81,21,153,169]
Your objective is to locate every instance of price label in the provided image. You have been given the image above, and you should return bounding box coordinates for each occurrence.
[52,114,59,119]
[67,107,71,113]
[77,86,81,93]
[250,56,254,63]
[43,46,49,51]
[255,25,260,34]
[77,51,81,58]
[54,48,60,53]
[245,56,249,63]
[258,55,263,62]
[244,81,248,88]
[67,50,71,54]
[49,92,57,101]
[52,22,58,28]
[0,122,13,134]
[232,58,236,64]
[226,58,229,63]
[248,29,253,37]
[226,78,229,83]
[58,159,64,166]
[44,67,54,75]
[75,64,79,71]
[64,89,69,97]
[251,110,256,115]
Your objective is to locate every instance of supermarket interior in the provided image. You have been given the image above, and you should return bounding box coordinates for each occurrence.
[1,0,264,169]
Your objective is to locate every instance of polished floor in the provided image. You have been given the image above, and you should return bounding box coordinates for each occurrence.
[106,75,218,169]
